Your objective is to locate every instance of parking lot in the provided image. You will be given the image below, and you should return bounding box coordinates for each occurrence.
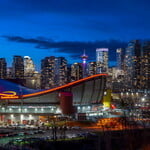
[0,125,95,145]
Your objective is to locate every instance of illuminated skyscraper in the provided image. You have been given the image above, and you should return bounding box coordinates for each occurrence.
[71,63,83,81]
[25,71,41,89]
[124,40,141,89]
[24,56,40,89]
[116,48,124,70]
[0,58,7,79]
[7,67,13,79]
[81,50,88,78]
[54,57,68,87]
[12,56,24,79]
[96,48,109,73]
[24,56,35,77]
[41,56,55,89]
[87,62,97,76]
[140,41,150,91]
[41,56,67,89]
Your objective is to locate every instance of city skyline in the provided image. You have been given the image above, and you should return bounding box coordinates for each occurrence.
[0,38,149,72]
[0,0,150,70]
[0,47,118,71]
[0,1,149,149]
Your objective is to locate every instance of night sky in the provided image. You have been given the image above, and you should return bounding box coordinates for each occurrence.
[0,0,150,70]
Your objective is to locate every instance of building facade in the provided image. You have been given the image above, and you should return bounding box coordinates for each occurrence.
[140,41,150,91]
[124,40,141,90]
[96,48,109,73]
[116,48,124,70]
[71,63,83,81]
[54,57,68,87]
[41,56,56,89]
[0,58,7,79]
[12,56,24,79]
[24,56,35,77]
[81,51,88,78]
[41,56,67,89]
[87,62,97,76]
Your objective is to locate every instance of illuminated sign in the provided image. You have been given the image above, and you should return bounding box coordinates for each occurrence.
[0,91,19,99]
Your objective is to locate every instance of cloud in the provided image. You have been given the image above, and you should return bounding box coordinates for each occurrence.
[2,35,127,61]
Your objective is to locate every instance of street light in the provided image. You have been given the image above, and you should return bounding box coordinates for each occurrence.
[141,98,145,102]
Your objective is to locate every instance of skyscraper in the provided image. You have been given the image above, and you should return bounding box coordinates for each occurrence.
[140,41,150,91]
[12,56,24,79]
[87,62,97,76]
[54,57,68,87]
[24,56,35,77]
[0,58,7,79]
[81,50,88,78]
[71,63,83,81]
[96,48,109,73]
[41,56,67,89]
[7,67,13,79]
[41,56,55,89]
[124,40,141,89]
[116,48,124,70]
[24,56,40,89]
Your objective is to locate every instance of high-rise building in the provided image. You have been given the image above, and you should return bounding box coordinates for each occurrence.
[41,56,67,89]
[67,66,71,83]
[41,56,55,89]
[24,56,35,77]
[0,58,7,79]
[25,71,41,89]
[54,57,68,87]
[7,67,13,79]
[140,41,150,91]
[81,50,88,78]
[124,40,141,89]
[87,62,97,76]
[12,56,24,79]
[96,48,109,73]
[23,56,41,89]
[71,63,83,81]
[116,48,124,70]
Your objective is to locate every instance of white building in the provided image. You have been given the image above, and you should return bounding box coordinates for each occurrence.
[24,56,35,77]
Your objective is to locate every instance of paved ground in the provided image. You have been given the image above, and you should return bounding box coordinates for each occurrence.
[0,127,91,145]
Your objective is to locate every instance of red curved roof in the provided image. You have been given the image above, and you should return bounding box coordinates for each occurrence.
[22,74,107,98]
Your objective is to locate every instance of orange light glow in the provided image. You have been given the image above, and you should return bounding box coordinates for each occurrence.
[0,96,19,99]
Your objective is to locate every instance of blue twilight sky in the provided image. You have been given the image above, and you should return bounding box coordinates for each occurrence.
[0,0,150,71]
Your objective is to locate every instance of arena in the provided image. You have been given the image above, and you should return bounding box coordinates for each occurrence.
[0,74,107,124]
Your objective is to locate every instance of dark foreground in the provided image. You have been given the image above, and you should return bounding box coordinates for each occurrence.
[0,128,149,150]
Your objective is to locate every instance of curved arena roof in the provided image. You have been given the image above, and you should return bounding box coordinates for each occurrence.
[0,74,107,105]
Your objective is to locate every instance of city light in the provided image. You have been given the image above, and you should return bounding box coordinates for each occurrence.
[20,114,24,120]
[141,98,145,102]
[29,114,32,119]
[78,106,80,109]
[10,114,14,118]
[0,1,149,149]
